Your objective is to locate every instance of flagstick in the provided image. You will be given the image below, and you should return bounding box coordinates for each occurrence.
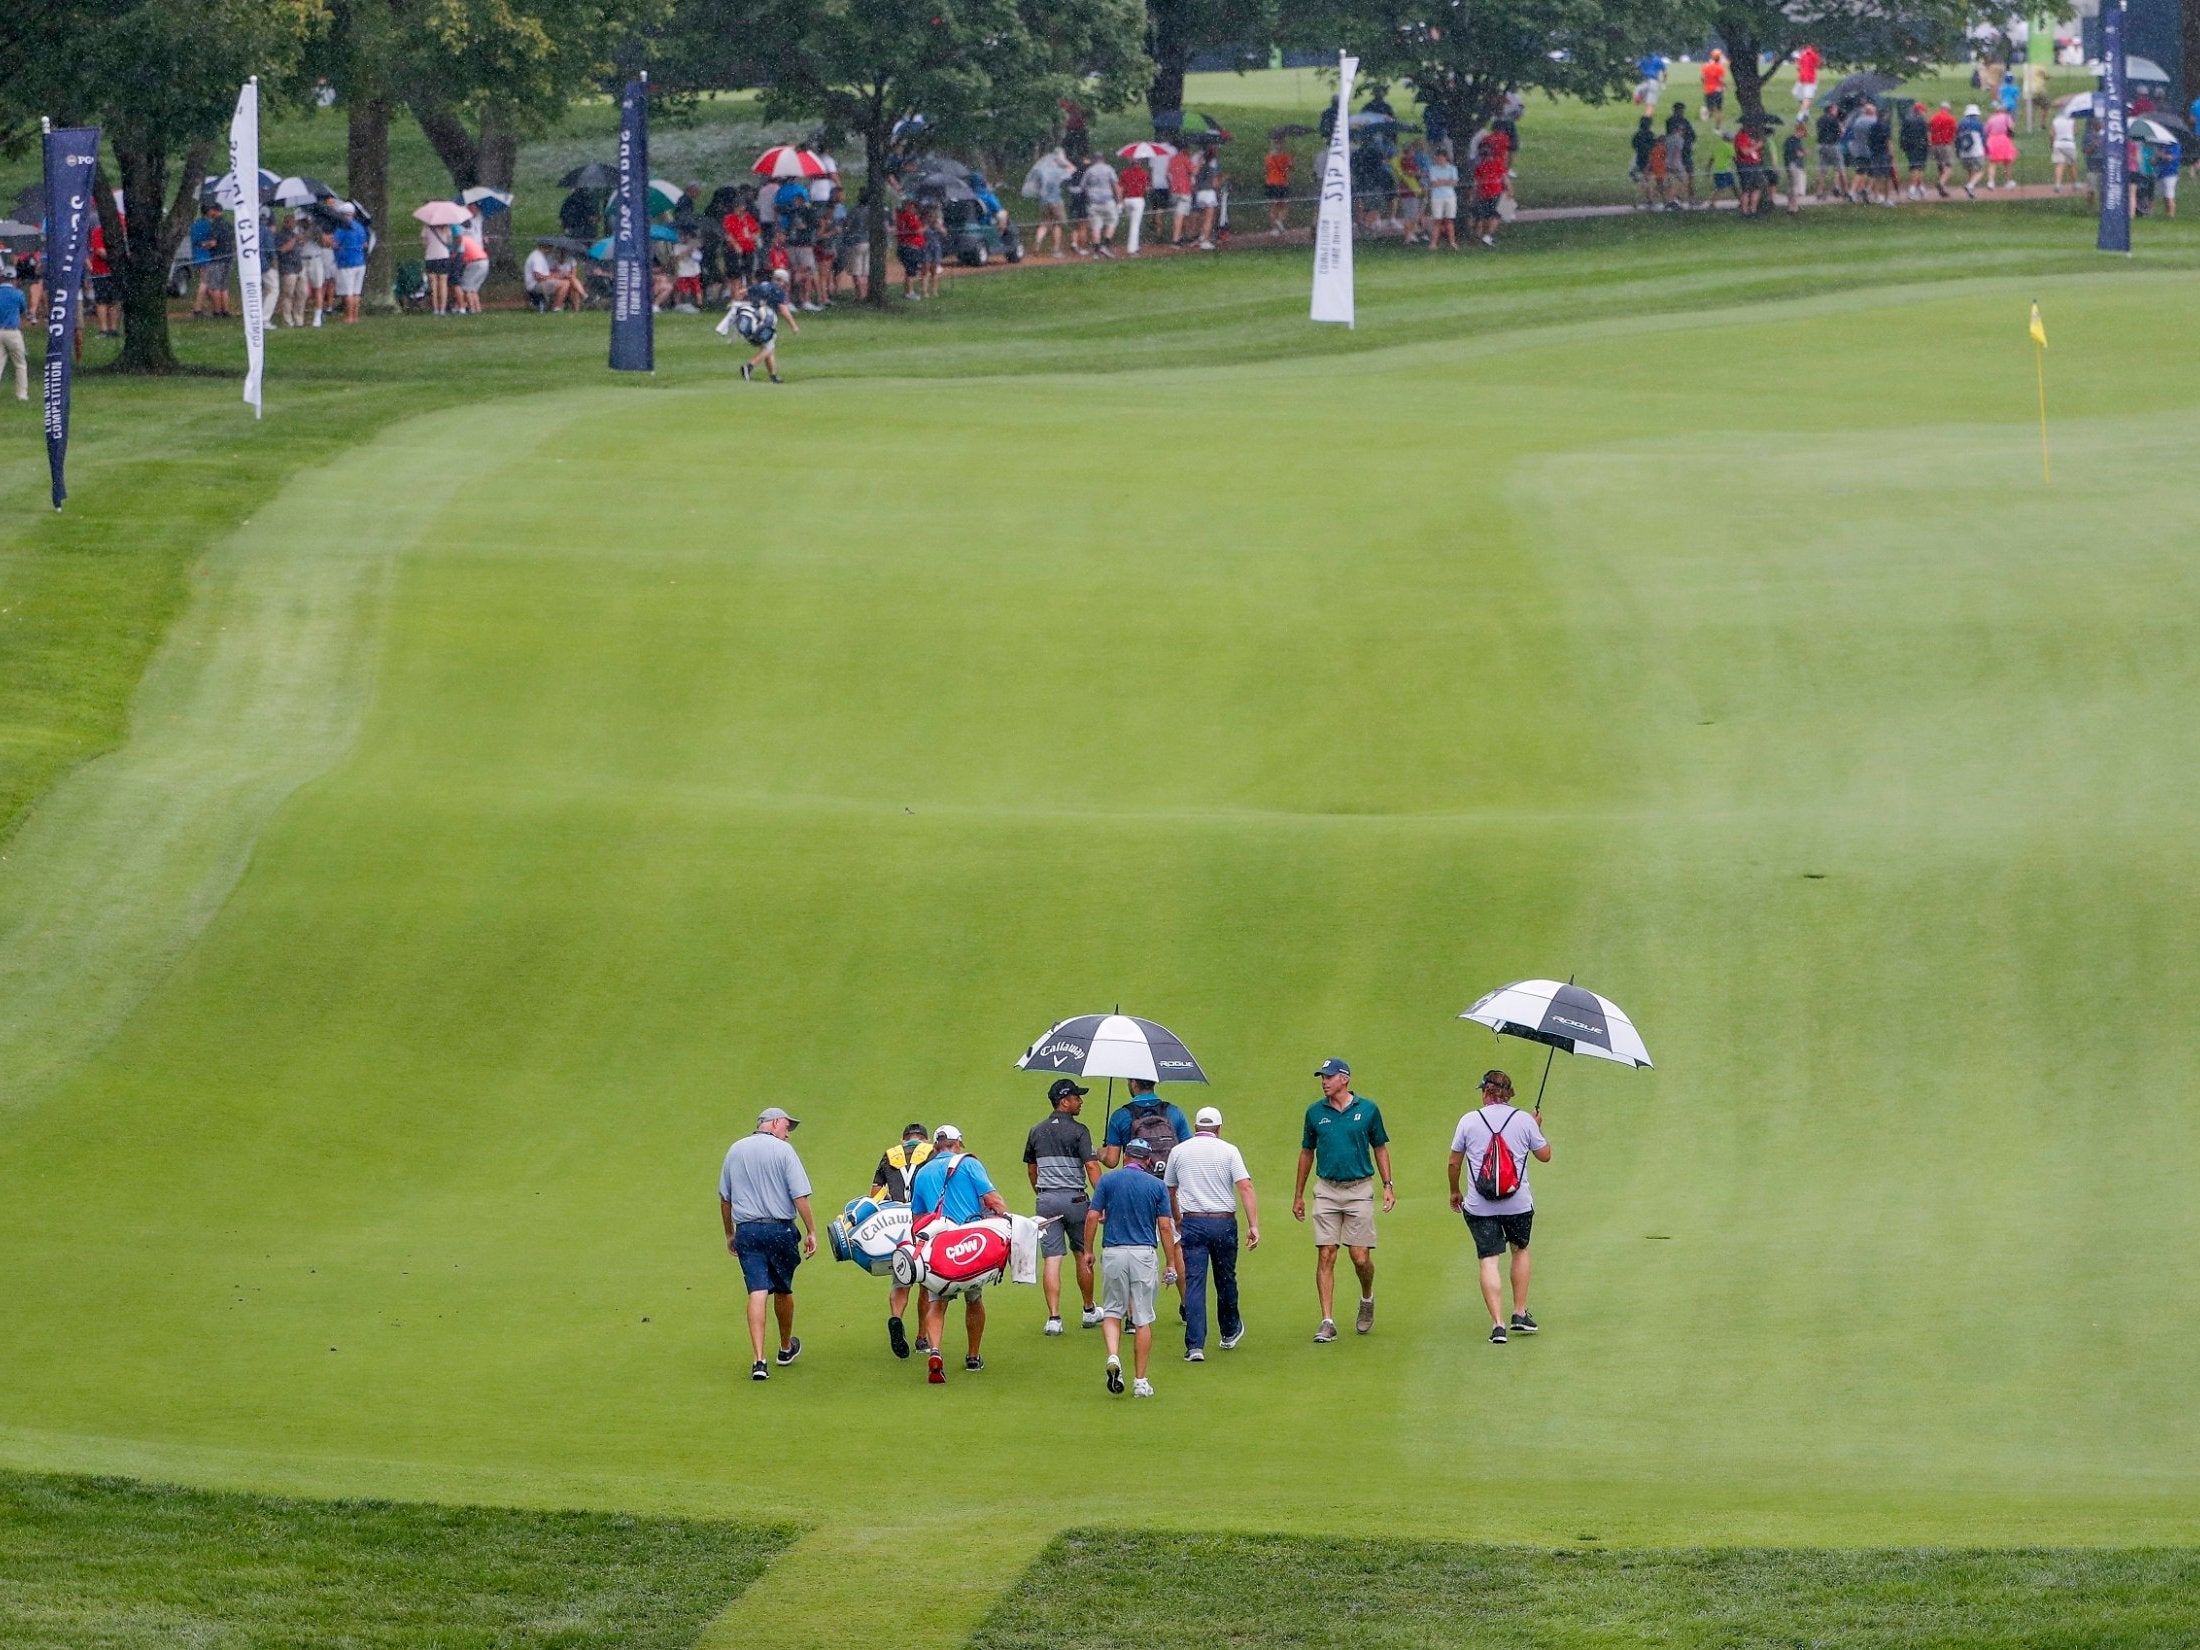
[2035,340,2051,484]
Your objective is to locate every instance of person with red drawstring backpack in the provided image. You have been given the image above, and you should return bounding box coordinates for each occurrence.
[1447,1070,1551,1346]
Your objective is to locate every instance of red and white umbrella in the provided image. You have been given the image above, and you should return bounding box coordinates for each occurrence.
[1117,141,1177,160]
[753,146,830,180]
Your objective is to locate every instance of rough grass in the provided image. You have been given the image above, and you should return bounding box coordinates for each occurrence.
[0,1470,795,1648]
[973,1531,2200,1649]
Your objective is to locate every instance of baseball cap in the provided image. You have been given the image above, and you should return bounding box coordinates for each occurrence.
[1124,1138,1155,1160]
[1195,1106,1223,1129]
[901,1121,928,1139]
[1047,1078,1091,1102]
[757,1106,800,1129]
[1315,1058,1351,1078]
[934,1123,963,1143]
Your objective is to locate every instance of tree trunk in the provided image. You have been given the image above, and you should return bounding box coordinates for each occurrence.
[412,98,481,188]
[477,103,521,274]
[2182,0,2200,116]
[864,108,892,311]
[1724,29,1775,132]
[348,94,396,314]
[1147,0,1188,121]
[112,134,204,373]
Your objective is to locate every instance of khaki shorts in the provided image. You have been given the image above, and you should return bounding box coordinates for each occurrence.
[1313,1177,1377,1248]
[1099,1245,1159,1327]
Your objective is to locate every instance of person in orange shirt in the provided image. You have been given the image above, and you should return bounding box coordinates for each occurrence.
[1701,49,1728,121]
[1264,138,1293,233]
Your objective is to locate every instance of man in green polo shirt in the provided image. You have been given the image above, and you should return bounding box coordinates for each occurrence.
[1292,1058,1394,1343]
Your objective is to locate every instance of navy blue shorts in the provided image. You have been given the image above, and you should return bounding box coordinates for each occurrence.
[735,1221,801,1294]
[1466,1209,1533,1259]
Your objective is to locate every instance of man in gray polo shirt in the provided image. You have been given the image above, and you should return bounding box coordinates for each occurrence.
[718,1106,817,1381]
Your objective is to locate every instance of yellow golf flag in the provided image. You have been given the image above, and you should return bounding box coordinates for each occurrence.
[2030,302,2048,348]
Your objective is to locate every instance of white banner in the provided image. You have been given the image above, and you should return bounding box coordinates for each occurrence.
[229,78,265,418]
[1311,53,1357,328]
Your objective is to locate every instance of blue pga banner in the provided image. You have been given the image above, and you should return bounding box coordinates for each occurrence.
[2098,2,2130,254]
[42,126,100,509]
[609,77,653,372]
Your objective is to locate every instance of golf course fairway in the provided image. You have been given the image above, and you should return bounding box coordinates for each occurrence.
[3,235,2198,1644]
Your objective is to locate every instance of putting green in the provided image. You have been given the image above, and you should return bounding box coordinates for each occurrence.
[3,264,2198,1644]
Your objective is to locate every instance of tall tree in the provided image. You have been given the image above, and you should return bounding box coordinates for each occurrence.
[1145,0,1277,120]
[1286,0,1705,142]
[718,0,1151,309]
[1707,0,1972,131]
[0,0,318,371]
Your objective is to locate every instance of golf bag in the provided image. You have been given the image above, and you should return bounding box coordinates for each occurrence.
[889,1212,1040,1298]
[717,301,772,346]
[826,1196,912,1278]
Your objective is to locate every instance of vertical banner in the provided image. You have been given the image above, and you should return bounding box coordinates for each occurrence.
[1311,53,1358,326]
[230,78,266,417]
[41,123,100,511]
[609,73,654,373]
[2098,2,2130,254]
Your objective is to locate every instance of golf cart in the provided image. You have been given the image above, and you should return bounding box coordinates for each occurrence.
[904,156,1023,265]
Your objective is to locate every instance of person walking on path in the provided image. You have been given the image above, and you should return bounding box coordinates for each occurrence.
[1102,1078,1191,1171]
[1164,1105,1258,1360]
[871,1121,934,1359]
[1446,1071,1551,1346]
[1085,1140,1184,1397]
[330,210,369,324]
[1630,117,1659,208]
[1293,1059,1393,1342]
[719,1106,818,1381]
[0,271,27,402]
[1264,138,1293,233]
[909,1124,1009,1384]
[1082,153,1122,258]
[1025,1079,1103,1334]
[1928,102,1958,197]
[1984,106,2019,190]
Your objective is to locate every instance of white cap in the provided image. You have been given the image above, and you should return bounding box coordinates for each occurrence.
[934,1123,963,1143]
[1195,1106,1222,1130]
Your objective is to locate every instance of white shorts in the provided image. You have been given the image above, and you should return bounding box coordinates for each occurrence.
[457,259,489,292]
[1429,188,1458,219]
[1087,200,1121,233]
[1194,188,1218,208]
[334,265,364,297]
[2052,142,2077,164]
[2161,173,2178,199]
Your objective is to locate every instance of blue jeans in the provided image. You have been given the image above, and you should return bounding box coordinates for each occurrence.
[1178,1214,1240,1350]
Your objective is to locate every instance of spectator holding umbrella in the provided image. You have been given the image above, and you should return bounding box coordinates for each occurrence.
[416,201,464,315]
[1447,1070,1551,1346]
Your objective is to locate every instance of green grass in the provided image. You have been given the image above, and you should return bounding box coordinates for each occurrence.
[973,1532,2200,1648]
[3,205,2200,1644]
[0,1470,794,1647]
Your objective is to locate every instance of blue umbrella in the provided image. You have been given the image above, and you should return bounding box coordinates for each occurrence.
[587,224,678,257]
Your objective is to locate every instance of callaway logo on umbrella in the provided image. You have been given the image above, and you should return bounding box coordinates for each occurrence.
[1015,1013,1208,1084]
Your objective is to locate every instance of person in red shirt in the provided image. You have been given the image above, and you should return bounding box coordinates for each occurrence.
[1264,138,1293,233]
[1471,147,1508,246]
[1794,44,1821,115]
[1166,147,1197,244]
[1734,122,1765,215]
[721,198,761,292]
[1927,102,1958,195]
[86,219,119,338]
[894,197,926,299]
[1119,160,1150,253]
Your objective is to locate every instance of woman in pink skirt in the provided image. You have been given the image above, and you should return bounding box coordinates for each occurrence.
[1984,109,2019,189]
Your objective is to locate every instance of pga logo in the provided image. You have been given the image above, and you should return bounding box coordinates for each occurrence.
[942,1234,987,1265]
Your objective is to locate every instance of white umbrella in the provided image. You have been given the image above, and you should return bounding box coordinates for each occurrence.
[1461,978,1652,1112]
[413,200,472,226]
[1117,141,1177,160]
[2122,56,2171,85]
[753,145,830,180]
[461,186,513,211]
[1015,1014,1208,1084]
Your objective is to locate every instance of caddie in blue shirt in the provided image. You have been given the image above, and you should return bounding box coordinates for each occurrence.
[908,1124,1007,1384]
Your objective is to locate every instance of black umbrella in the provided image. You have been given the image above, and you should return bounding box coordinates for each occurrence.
[1268,123,1319,140]
[1828,71,1902,108]
[559,162,618,190]
[0,220,43,247]
[1015,1014,1209,1084]
[537,234,596,254]
[905,156,977,202]
[1460,976,1653,1113]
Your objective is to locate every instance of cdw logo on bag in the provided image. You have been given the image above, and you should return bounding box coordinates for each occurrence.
[943,1234,987,1265]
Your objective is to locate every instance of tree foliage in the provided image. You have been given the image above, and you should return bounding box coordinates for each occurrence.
[1707,0,1975,126]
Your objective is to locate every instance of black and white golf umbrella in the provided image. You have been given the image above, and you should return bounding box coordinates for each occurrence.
[1461,979,1652,1068]
[1016,1014,1209,1084]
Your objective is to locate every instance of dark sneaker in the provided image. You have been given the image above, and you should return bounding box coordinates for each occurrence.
[926,1354,945,1385]
[1510,1312,1539,1336]
[1356,1298,1375,1335]
[775,1336,802,1366]
[1106,1358,1124,1394]
[768,373,783,384]
[1313,1319,1338,1343]
[751,1360,769,1380]
[964,1355,984,1373]
[913,1336,931,1355]
[888,1317,909,1359]
[1489,1323,1508,1345]
[739,362,752,381]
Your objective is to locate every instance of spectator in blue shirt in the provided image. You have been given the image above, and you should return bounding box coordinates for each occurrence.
[0,271,27,401]
[189,204,233,320]
[330,212,370,325]
[1084,1140,1184,1397]
[908,1124,1007,1382]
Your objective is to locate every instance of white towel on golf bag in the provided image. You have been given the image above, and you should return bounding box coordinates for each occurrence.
[1009,1215,1041,1286]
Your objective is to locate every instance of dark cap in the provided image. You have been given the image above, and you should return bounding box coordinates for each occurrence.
[902,1120,928,1138]
[1480,1069,1514,1094]
[1315,1058,1351,1078]
[1047,1079,1090,1102]
[1124,1138,1155,1159]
